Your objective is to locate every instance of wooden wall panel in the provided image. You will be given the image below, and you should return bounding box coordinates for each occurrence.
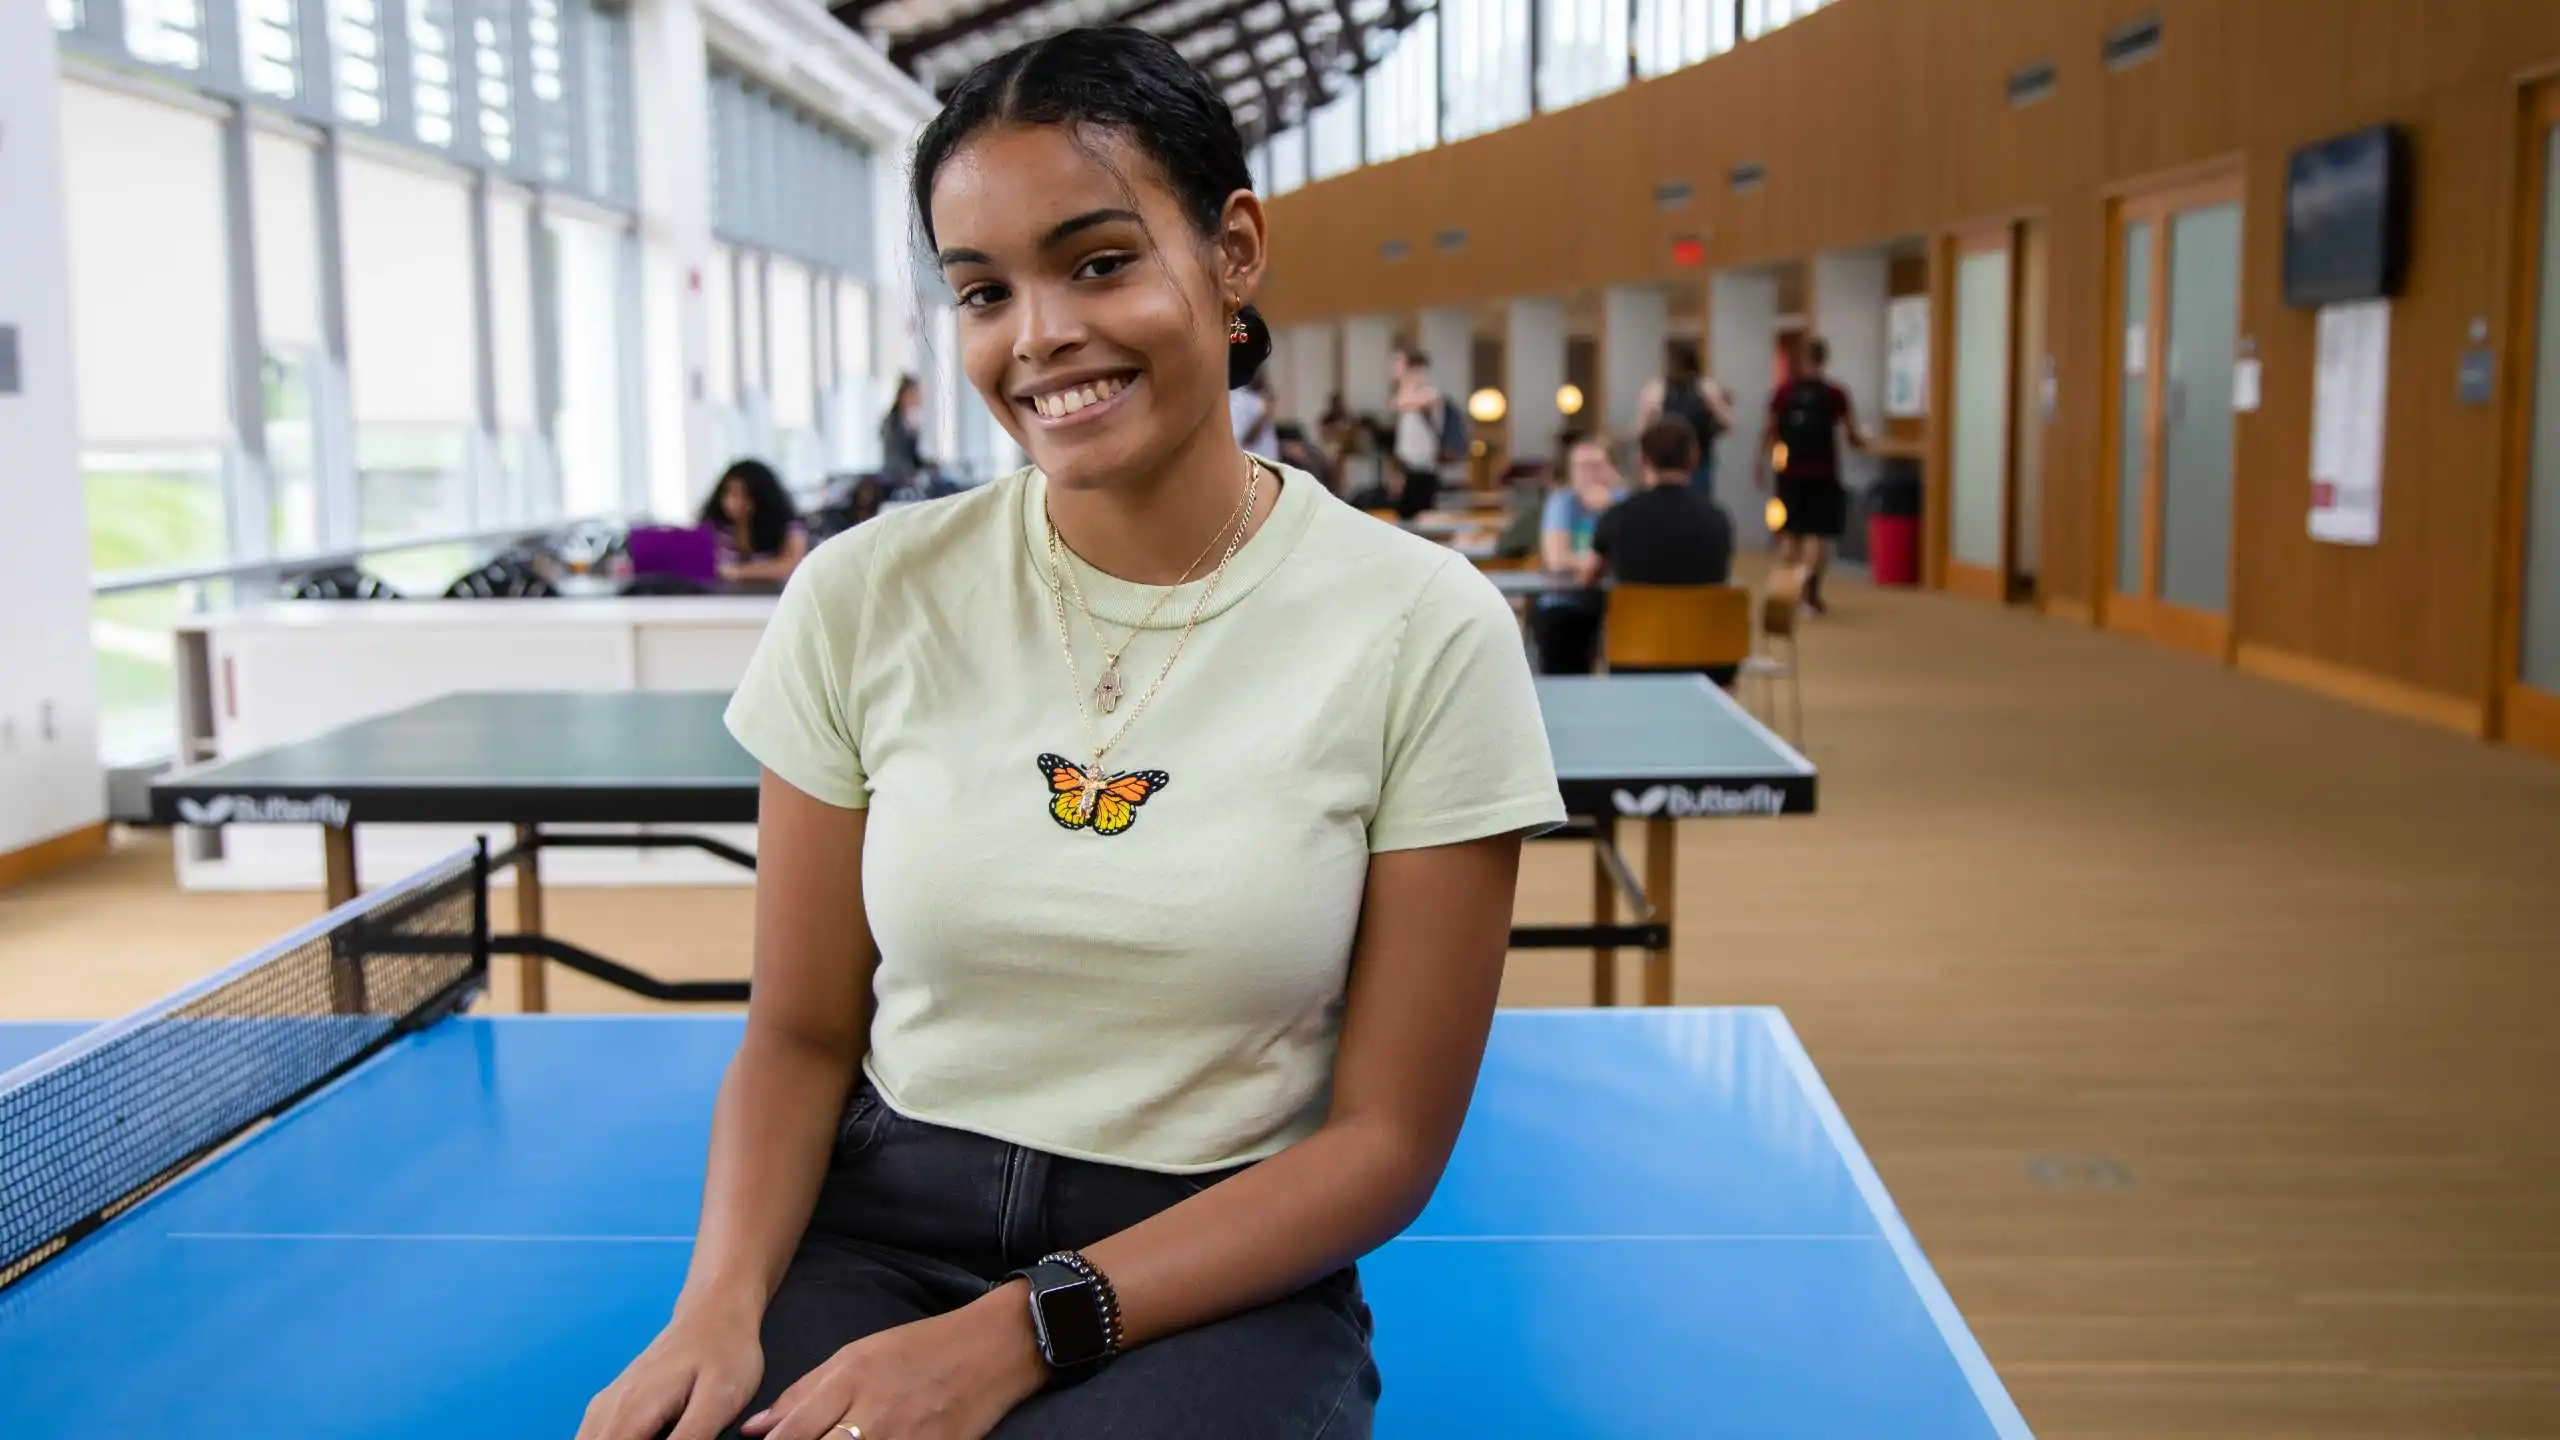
[1259,0,2560,713]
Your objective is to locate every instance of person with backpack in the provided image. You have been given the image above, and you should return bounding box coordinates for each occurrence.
[1757,334,1869,614]
[1637,349,1737,491]
[1358,343,1463,518]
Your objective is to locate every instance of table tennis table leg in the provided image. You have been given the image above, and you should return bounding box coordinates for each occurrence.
[514,824,549,1013]
[323,826,359,908]
[1643,817,1677,1007]
[1591,816,1618,1007]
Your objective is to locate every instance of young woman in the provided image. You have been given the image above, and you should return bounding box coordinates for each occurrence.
[879,376,932,488]
[1525,432,1627,676]
[578,28,1562,1440]
[701,458,810,583]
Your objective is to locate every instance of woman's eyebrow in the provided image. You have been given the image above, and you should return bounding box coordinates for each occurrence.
[938,207,1142,270]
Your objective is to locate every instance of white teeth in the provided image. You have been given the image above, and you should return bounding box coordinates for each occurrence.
[1032,376,1128,419]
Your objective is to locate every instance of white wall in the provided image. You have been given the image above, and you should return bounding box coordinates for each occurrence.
[1280,321,1336,424]
[1811,247,1889,504]
[1417,307,1473,398]
[1601,284,1668,438]
[1342,316,1398,416]
[0,15,105,854]
[1709,269,1780,547]
[1506,297,1566,461]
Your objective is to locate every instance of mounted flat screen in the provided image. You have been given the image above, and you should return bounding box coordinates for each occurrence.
[2283,125,2409,307]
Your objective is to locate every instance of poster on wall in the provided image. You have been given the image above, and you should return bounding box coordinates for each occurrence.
[1885,295,1929,418]
[2309,299,2390,545]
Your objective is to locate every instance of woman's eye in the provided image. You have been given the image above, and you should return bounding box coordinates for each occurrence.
[957,283,1008,309]
[1076,253,1134,281]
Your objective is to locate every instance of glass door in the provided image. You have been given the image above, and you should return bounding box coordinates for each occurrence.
[2104,174,2243,657]
[2506,86,2560,758]
[1946,226,2015,599]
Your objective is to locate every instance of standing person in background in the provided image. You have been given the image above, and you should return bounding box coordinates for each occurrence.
[1230,371,1277,456]
[1757,335,1867,615]
[880,375,933,489]
[1353,345,1460,519]
[1637,349,1737,493]
[1525,433,1628,675]
[699,459,810,584]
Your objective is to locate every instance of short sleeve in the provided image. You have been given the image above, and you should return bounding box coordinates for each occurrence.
[1540,489,1574,536]
[1371,559,1568,853]
[725,543,868,809]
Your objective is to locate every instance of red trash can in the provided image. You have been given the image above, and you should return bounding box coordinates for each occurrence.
[1867,514,1920,587]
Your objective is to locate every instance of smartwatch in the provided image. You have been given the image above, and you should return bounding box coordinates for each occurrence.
[1008,1251,1123,1384]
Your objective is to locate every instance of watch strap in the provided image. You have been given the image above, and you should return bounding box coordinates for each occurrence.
[1007,1251,1123,1384]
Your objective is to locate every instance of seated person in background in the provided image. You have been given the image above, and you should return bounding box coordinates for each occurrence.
[1585,418,1740,686]
[1525,433,1627,675]
[1273,422,1338,494]
[700,458,810,583]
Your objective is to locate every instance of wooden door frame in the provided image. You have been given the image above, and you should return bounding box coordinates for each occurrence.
[2493,80,2560,760]
[2096,167,2245,657]
[1936,222,2021,603]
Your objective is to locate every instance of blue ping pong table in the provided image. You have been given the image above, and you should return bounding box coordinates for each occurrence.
[0,861,2024,1438]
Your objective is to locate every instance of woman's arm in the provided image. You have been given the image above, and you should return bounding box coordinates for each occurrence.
[579,771,875,1440]
[725,528,811,583]
[1702,378,1738,431]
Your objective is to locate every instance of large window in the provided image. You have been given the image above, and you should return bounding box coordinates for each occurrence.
[1363,14,1438,164]
[1309,89,1362,181]
[249,126,328,555]
[551,210,632,517]
[1269,126,1307,195]
[1443,0,1531,142]
[61,81,235,579]
[1537,0,1628,111]
[341,149,479,542]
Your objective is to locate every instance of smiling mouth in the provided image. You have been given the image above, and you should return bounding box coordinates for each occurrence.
[1024,373,1136,422]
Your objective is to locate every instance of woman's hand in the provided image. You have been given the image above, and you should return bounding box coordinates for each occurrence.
[576,1290,767,1440]
[741,1287,1047,1440]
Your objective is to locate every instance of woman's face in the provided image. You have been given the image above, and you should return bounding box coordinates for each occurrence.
[930,124,1263,492]
[1568,444,1619,505]
[719,476,751,522]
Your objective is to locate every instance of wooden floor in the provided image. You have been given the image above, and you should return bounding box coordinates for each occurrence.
[7,572,2560,1437]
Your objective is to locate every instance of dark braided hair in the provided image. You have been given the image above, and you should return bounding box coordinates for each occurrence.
[910,27,1273,390]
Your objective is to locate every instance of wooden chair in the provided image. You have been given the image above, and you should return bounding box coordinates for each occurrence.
[1601,584,1754,672]
[1742,568,1806,745]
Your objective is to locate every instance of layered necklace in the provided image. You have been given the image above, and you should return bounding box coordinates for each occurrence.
[1042,456,1263,823]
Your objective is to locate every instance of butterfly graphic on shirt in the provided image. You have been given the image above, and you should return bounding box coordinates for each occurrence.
[1037,753,1171,837]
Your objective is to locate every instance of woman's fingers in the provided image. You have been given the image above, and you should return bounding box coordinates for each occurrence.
[666,1370,758,1440]
[575,1370,680,1440]
[760,1369,864,1440]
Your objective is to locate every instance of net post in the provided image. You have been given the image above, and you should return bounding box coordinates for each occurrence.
[472,838,493,992]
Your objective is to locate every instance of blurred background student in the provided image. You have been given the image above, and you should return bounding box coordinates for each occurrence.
[1586,419,1738,685]
[698,458,807,584]
[1526,432,1626,675]
[879,374,933,490]
[1638,350,1738,493]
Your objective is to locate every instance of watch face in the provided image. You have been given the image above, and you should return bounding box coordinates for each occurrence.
[1033,1276,1110,1365]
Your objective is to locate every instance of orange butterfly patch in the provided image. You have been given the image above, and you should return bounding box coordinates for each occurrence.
[1037,753,1170,837]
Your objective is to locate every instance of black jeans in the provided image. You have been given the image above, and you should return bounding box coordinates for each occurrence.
[721,1080,1378,1439]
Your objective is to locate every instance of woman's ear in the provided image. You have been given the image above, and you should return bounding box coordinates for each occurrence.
[1217,189,1269,306]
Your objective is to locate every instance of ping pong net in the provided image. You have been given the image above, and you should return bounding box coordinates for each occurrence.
[0,848,489,1290]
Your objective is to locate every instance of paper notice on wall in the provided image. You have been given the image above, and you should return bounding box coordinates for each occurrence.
[1885,295,1929,418]
[2309,299,2389,545]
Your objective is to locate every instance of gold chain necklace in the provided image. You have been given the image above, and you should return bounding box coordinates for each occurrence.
[1054,467,1254,714]
[1043,457,1263,821]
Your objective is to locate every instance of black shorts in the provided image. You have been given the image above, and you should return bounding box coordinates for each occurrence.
[1775,473,1848,539]
[724,1080,1378,1439]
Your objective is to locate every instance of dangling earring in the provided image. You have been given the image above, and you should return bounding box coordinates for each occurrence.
[1227,306,1250,344]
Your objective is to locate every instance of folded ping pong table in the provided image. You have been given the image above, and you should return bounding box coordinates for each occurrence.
[153,676,1814,1010]
[0,852,2022,1438]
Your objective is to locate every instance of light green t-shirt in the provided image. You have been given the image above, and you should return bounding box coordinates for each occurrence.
[725,463,1566,1172]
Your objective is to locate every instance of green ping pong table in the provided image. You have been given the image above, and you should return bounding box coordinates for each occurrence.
[153,677,1814,1009]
